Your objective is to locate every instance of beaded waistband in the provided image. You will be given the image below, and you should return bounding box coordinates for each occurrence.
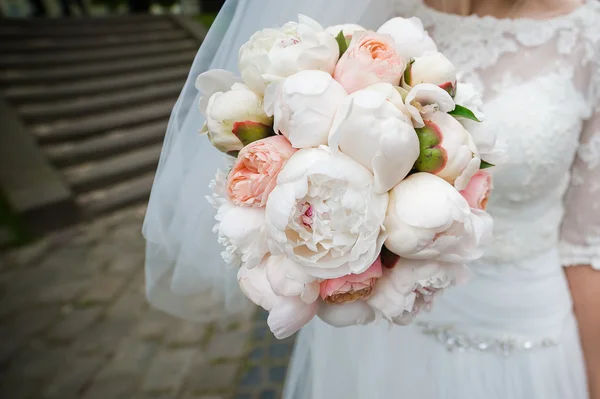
[416,322,559,356]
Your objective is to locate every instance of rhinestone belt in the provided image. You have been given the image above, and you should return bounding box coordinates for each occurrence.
[417,322,559,356]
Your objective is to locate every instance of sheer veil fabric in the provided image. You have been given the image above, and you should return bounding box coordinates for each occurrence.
[143,0,396,321]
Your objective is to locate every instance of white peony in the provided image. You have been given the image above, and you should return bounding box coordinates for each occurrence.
[325,23,366,38]
[207,171,269,268]
[265,146,388,279]
[404,52,457,96]
[384,173,493,263]
[238,15,339,95]
[405,83,455,127]
[413,111,481,190]
[265,255,320,303]
[199,81,273,155]
[368,257,468,324]
[377,17,437,61]
[328,83,420,194]
[195,69,241,116]
[238,261,318,339]
[264,70,347,148]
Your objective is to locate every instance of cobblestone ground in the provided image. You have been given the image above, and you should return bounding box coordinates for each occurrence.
[0,206,293,399]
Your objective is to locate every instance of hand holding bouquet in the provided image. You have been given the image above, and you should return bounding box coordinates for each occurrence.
[198,15,497,339]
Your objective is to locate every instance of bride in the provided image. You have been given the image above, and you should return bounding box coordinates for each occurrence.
[142,0,600,398]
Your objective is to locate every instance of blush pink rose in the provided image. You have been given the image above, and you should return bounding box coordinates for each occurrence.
[333,31,405,94]
[459,170,493,210]
[320,258,383,304]
[227,135,297,207]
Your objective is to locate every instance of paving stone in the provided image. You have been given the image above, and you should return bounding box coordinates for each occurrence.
[81,375,140,399]
[166,320,207,347]
[70,316,137,356]
[267,342,293,360]
[248,347,264,361]
[239,366,262,388]
[8,343,65,379]
[268,366,286,384]
[187,361,239,393]
[47,307,101,342]
[141,348,197,393]
[135,309,176,341]
[7,305,59,337]
[43,355,104,399]
[0,375,43,399]
[95,338,158,379]
[259,390,277,399]
[205,330,249,361]
[106,279,147,319]
[182,395,225,399]
[0,328,26,364]
[78,275,127,304]
[108,250,144,274]
[252,325,268,342]
[0,206,259,398]
[0,290,32,319]
[37,280,90,303]
[6,238,52,267]
[39,245,92,275]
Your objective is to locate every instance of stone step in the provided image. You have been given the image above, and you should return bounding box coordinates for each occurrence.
[0,30,188,53]
[5,66,190,103]
[0,20,175,38]
[0,226,14,249]
[0,51,195,84]
[45,120,167,167]
[64,144,162,194]
[33,98,175,144]
[76,172,155,219]
[0,39,197,68]
[1,15,164,27]
[20,81,183,122]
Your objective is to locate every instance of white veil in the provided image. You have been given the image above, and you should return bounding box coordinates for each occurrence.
[143,0,396,322]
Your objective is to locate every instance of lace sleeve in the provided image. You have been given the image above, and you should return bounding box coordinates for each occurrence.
[560,73,600,270]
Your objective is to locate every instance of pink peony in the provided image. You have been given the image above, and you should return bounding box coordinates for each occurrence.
[227,135,297,207]
[320,258,383,304]
[333,31,405,94]
[460,170,493,210]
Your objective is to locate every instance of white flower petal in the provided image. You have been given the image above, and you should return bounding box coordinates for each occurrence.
[267,296,318,339]
[266,147,388,278]
[317,300,376,327]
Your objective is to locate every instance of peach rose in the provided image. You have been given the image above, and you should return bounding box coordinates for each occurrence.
[333,31,405,94]
[459,170,493,210]
[227,136,297,207]
[320,258,383,304]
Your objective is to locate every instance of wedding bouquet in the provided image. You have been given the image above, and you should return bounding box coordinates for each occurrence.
[198,15,497,339]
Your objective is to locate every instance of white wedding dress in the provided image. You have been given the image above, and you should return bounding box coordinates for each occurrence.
[141,0,600,398]
[283,1,600,398]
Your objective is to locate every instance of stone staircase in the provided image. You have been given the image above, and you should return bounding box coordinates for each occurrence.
[0,15,204,232]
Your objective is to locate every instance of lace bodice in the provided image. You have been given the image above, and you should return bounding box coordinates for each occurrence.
[393,0,600,269]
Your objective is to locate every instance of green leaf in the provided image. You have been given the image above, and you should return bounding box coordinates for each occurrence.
[449,104,481,122]
[335,30,348,57]
[232,121,274,146]
[403,59,414,87]
[394,86,410,101]
[480,160,494,169]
